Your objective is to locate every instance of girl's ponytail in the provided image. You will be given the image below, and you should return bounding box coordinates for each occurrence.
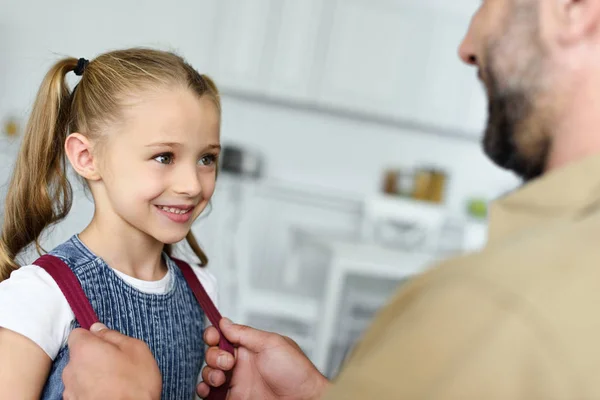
[0,58,78,281]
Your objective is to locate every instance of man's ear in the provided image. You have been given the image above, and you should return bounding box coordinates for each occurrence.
[65,133,101,181]
[548,0,600,45]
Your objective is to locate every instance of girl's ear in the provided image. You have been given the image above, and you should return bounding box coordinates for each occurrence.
[65,133,101,181]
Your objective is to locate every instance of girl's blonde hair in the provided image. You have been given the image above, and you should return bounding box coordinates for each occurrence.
[0,48,220,281]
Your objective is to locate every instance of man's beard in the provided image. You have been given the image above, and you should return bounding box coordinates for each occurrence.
[480,0,551,182]
[482,66,549,182]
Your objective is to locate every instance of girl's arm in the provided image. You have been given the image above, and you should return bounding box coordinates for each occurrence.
[0,265,74,399]
[0,327,52,399]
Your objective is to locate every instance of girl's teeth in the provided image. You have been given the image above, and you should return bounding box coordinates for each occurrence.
[160,206,189,215]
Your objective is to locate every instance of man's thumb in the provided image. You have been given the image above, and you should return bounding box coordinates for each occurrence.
[219,318,276,353]
[90,322,108,333]
[90,323,129,348]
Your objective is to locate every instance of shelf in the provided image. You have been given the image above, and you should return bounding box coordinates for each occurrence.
[365,193,447,222]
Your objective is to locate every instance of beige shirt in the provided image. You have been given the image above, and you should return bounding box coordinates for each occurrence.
[324,154,600,400]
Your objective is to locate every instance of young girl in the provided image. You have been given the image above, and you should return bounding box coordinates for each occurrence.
[0,48,223,399]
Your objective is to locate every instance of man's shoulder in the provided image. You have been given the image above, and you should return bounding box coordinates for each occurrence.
[384,212,600,344]
[343,216,600,400]
[430,213,600,291]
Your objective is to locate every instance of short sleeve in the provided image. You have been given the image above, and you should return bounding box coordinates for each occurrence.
[0,265,74,359]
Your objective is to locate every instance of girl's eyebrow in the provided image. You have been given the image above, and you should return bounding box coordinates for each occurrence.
[145,142,221,151]
[145,142,180,148]
[204,144,221,151]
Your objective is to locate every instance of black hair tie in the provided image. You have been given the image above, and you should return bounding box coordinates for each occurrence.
[74,58,89,76]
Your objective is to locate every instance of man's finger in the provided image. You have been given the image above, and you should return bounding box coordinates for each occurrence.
[205,346,235,371]
[90,324,130,349]
[201,366,226,387]
[219,318,282,352]
[283,335,304,352]
[197,381,211,398]
[68,327,98,351]
[62,363,74,388]
[90,322,108,333]
[203,325,221,347]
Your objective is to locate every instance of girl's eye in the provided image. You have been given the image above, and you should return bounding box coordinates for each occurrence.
[153,153,174,165]
[199,154,217,166]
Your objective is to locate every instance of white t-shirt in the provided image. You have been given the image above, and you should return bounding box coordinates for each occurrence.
[0,262,218,360]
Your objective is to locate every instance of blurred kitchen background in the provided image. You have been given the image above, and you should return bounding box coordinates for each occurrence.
[1,0,520,378]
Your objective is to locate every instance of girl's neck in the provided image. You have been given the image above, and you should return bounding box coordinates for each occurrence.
[78,217,168,281]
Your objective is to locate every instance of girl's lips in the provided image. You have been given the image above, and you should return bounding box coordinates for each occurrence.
[155,205,194,223]
[156,205,194,214]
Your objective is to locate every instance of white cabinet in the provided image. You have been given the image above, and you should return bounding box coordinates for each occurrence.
[235,181,362,298]
[415,13,475,131]
[175,0,221,74]
[208,0,483,137]
[314,0,480,134]
[209,0,329,100]
[204,178,363,358]
[264,0,329,101]
[317,0,432,120]
[209,0,274,92]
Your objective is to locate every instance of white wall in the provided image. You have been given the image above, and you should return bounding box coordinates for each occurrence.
[0,0,520,242]
[218,95,519,210]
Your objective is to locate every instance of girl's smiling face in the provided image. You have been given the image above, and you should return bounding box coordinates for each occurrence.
[91,87,220,245]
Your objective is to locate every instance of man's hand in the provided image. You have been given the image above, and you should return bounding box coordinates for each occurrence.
[63,323,162,400]
[198,318,330,400]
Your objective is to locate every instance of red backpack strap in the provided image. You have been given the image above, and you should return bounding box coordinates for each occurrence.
[172,258,234,400]
[34,254,99,330]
